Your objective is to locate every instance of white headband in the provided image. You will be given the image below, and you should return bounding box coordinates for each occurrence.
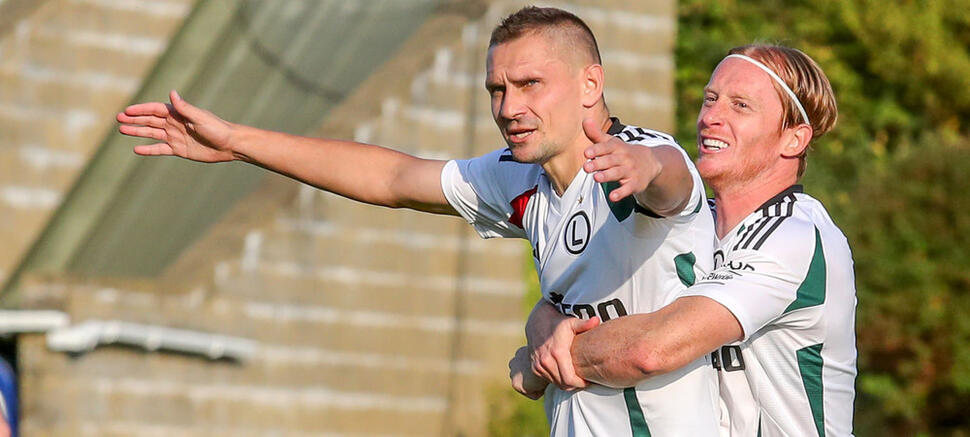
[725,54,810,126]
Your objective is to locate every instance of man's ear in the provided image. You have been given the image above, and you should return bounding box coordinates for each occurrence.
[781,124,814,158]
[581,63,604,108]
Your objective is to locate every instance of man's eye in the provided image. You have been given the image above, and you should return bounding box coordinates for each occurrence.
[526,79,539,86]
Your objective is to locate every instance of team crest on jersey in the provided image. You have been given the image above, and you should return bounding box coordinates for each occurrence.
[564,211,591,254]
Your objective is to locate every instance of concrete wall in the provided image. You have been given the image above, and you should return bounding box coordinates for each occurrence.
[0,0,197,287]
[5,0,676,435]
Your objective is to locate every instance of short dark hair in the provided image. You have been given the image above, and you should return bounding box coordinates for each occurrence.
[489,6,601,65]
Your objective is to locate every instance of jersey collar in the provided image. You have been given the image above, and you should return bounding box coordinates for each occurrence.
[606,117,625,136]
[756,184,803,211]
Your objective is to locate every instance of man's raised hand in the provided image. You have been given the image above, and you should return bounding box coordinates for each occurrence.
[582,118,662,202]
[117,90,236,163]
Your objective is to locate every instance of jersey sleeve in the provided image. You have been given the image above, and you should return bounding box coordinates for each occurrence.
[626,136,706,221]
[679,218,821,340]
[671,146,706,219]
[440,149,530,239]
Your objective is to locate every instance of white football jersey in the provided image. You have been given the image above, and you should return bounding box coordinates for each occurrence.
[441,119,720,436]
[681,186,857,437]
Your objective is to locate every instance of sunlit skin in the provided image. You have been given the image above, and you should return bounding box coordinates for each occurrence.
[485,31,608,195]
[696,57,812,238]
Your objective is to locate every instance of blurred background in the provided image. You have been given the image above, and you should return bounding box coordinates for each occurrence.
[0,0,965,436]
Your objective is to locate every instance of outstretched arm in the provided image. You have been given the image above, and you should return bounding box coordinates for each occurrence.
[117,90,457,215]
[571,296,742,388]
[582,119,693,216]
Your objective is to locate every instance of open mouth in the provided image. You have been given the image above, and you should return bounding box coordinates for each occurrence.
[507,128,535,144]
[701,138,729,151]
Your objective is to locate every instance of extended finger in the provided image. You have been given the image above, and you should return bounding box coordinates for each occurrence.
[170,90,208,123]
[584,153,621,173]
[532,351,560,384]
[555,356,586,389]
[119,125,167,141]
[117,113,168,129]
[606,181,636,201]
[592,167,626,184]
[133,143,175,156]
[123,102,172,118]
[583,139,621,160]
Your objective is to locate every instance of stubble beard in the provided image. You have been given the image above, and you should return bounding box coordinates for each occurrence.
[510,138,558,165]
[701,152,775,198]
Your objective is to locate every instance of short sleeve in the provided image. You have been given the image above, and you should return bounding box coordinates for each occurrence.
[679,218,820,340]
[440,149,533,239]
[671,149,706,219]
[625,137,706,221]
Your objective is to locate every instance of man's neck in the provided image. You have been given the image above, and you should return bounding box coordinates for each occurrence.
[542,113,612,196]
[712,173,798,239]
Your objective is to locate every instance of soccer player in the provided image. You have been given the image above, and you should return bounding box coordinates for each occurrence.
[118,6,719,436]
[524,44,857,436]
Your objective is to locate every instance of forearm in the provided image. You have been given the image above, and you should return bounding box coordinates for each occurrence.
[525,299,561,347]
[229,123,453,213]
[633,145,693,217]
[572,297,742,388]
[571,313,661,388]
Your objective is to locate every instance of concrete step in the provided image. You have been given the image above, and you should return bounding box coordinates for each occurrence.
[39,0,191,39]
[32,373,445,436]
[0,203,54,280]
[24,28,165,79]
[61,285,522,362]
[213,258,524,324]
[255,216,523,280]
[0,145,82,189]
[0,104,104,152]
[202,293,521,361]
[0,64,137,116]
[26,340,487,399]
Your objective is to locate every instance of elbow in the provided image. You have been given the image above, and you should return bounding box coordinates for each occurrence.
[631,345,675,378]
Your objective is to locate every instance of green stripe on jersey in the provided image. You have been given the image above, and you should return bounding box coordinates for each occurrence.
[601,181,635,222]
[797,343,825,437]
[785,227,826,313]
[623,387,651,437]
[674,252,697,286]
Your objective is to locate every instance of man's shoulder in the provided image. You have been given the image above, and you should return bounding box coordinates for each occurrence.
[452,148,543,198]
[732,189,818,257]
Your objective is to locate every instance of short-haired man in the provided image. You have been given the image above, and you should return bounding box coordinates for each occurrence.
[119,6,720,436]
[524,44,857,436]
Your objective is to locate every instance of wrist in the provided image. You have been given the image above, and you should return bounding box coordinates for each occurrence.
[227,122,255,163]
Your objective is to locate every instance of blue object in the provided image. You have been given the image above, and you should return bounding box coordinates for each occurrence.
[0,356,17,437]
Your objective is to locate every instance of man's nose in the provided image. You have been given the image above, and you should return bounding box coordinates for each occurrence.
[499,88,526,121]
[699,102,725,127]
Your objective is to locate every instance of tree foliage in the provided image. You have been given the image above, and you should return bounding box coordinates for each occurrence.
[676,0,970,434]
